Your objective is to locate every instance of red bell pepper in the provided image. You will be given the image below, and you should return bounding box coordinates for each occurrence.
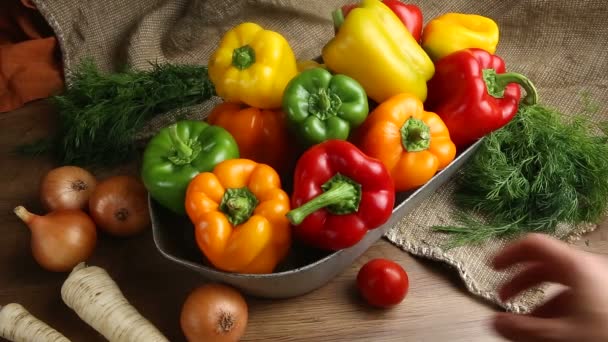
[425,48,539,148]
[338,0,423,41]
[286,140,395,251]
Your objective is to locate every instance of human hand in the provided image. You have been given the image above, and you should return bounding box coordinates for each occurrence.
[491,233,608,342]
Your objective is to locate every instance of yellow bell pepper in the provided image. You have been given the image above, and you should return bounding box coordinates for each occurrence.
[421,13,500,61]
[322,0,434,103]
[208,22,298,109]
[184,159,292,274]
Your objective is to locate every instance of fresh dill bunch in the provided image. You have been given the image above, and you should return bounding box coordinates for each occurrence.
[434,103,608,248]
[22,59,215,167]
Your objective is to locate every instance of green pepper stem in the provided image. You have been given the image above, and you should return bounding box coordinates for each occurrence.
[167,124,202,165]
[332,9,345,32]
[220,188,259,226]
[286,174,361,225]
[232,45,256,70]
[168,124,192,158]
[401,117,431,152]
[308,88,342,120]
[483,69,539,106]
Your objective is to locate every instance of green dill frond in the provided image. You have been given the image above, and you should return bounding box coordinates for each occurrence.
[22,58,216,167]
[435,101,608,248]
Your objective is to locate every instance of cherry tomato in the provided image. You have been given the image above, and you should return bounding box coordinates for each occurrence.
[356,258,409,308]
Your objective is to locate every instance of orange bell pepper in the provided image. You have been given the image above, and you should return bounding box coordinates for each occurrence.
[355,93,456,192]
[185,159,292,274]
[207,102,296,174]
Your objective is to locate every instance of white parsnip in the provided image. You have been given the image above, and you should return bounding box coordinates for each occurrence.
[0,303,71,342]
[61,263,168,342]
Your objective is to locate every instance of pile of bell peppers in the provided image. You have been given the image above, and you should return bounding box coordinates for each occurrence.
[138,0,540,275]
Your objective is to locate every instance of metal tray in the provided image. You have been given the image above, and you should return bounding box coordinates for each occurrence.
[150,139,483,299]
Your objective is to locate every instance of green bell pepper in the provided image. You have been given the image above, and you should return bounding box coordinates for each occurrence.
[282,67,369,147]
[141,120,239,215]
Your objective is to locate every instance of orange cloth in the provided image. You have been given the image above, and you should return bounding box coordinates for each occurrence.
[0,0,64,112]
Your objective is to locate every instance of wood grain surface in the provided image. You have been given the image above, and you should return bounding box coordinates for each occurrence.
[1,100,607,342]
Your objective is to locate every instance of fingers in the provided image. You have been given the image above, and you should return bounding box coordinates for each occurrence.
[492,233,582,286]
[530,289,574,318]
[493,312,569,342]
[498,263,570,302]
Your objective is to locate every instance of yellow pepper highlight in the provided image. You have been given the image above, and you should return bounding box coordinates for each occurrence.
[208,22,298,109]
[322,0,434,104]
[421,13,500,61]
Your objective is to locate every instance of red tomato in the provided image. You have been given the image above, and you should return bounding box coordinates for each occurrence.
[356,258,409,308]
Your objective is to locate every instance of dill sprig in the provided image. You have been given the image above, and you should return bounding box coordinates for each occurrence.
[20,59,215,167]
[434,102,608,248]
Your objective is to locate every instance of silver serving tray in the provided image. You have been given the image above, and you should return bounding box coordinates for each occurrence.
[150,138,483,299]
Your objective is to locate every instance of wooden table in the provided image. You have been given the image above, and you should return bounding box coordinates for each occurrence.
[2,101,607,342]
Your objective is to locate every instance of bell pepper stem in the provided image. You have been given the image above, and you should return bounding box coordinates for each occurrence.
[483,69,539,106]
[332,9,346,32]
[167,124,202,165]
[220,187,259,226]
[168,124,192,158]
[232,45,256,70]
[308,88,342,120]
[401,117,431,152]
[286,174,362,225]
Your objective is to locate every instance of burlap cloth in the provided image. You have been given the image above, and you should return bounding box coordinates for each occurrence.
[33,0,608,313]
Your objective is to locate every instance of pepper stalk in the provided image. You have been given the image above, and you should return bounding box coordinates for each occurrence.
[401,117,431,152]
[483,69,539,106]
[232,45,256,70]
[167,124,202,165]
[219,187,259,226]
[286,174,362,225]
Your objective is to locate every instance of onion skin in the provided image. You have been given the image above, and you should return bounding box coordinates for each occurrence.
[40,166,97,211]
[14,206,97,272]
[180,283,248,342]
[89,175,150,237]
